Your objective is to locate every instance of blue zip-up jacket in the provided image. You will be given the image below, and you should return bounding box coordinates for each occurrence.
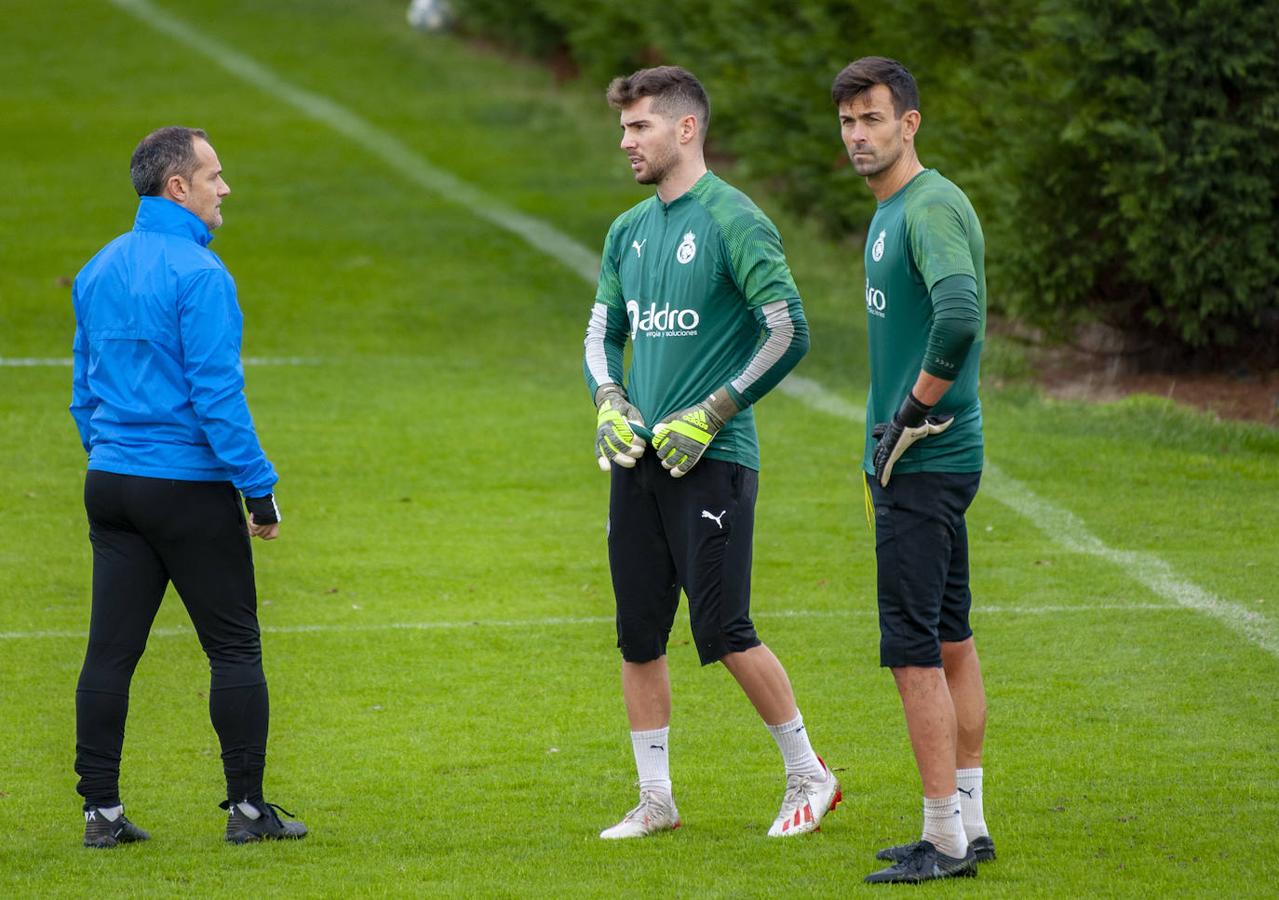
[69,196,277,497]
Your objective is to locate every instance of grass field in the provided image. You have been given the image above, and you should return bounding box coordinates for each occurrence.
[2,1,1277,896]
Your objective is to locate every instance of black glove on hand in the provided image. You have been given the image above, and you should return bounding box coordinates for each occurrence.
[244,494,281,525]
[871,393,955,487]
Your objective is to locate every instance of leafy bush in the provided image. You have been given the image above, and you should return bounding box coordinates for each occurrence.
[991,0,1279,358]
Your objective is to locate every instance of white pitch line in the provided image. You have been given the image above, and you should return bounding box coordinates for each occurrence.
[105,1,1276,661]
[0,358,75,367]
[0,604,1183,642]
[0,357,318,367]
[979,465,1279,658]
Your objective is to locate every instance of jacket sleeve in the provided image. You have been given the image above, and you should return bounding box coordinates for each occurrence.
[583,230,629,399]
[720,211,810,408]
[69,283,97,453]
[726,298,809,408]
[178,267,278,497]
[583,303,629,400]
[923,273,980,379]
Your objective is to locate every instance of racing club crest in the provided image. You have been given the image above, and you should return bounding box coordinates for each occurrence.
[676,231,697,264]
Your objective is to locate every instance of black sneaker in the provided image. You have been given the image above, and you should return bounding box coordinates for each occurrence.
[220,800,308,844]
[876,833,996,863]
[864,840,977,884]
[83,807,150,849]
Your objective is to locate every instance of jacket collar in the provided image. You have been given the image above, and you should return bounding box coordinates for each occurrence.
[658,169,717,211]
[133,195,215,247]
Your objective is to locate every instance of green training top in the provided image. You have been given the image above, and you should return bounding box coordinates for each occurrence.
[585,171,809,471]
[862,169,986,474]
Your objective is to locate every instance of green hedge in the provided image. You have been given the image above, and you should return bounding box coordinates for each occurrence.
[992,0,1279,355]
[450,0,1279,361]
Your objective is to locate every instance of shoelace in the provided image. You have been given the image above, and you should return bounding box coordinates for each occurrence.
[900,842,934,870]
[219,799,297,823]
[261,802,296,819]
[781,772,818,807]
[622,792,663,822]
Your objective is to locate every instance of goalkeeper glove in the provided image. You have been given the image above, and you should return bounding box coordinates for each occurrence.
[594,384,646,471]
[651,389,739,478]
[871,392,954,487]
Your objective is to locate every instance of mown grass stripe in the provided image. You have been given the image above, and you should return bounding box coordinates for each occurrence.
[108,0,601,284]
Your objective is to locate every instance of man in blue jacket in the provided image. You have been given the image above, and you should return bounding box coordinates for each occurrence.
[70,127,305,847]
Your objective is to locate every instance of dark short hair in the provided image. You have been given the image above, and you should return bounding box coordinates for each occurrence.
[831,57,919,117]
[130,126,208,197]
[606,66,710,133]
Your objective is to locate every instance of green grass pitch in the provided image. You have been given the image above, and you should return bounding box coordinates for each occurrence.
[1,1,1277,896]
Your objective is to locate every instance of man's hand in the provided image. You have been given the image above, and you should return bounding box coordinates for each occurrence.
[651,390,739,478]
[245,494,281,540]
[595,385,646,471]
[871,393,954,487]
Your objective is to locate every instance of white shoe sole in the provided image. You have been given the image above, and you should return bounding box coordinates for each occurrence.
[599,818,682,840]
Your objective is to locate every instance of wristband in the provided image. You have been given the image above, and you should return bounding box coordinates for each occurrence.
[895,392,933,428]
[245,494,281,525]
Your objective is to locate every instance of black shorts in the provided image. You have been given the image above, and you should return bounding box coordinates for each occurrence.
[608,453,762,665]
[867,470,982,668]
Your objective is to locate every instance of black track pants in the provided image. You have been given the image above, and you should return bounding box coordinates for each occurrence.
[75,471,269,809]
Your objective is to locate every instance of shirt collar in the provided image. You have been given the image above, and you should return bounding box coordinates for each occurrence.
[877,168,934,208]
[659,170,716,211]
[133,195,215,247]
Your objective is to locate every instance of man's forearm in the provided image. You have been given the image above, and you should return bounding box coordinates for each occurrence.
[909,371,953,407]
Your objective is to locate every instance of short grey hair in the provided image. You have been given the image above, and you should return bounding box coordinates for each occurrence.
[130,126,208,197]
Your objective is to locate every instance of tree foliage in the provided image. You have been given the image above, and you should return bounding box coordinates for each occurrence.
[994,0,1279,356]
[450,0,1279,362]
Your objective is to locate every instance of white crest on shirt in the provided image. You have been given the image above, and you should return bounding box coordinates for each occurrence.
[676,232,697,264]
[872,229,886,263]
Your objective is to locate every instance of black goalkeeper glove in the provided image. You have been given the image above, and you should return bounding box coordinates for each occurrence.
[244,494,281,525]
[871,393,955,487]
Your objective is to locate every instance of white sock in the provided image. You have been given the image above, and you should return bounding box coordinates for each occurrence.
[97,805,123,822]
[921,793,967,858]
[956,767,989,839]
[766,712,824,779]
[630,727,671,797]
[235,801,262,820]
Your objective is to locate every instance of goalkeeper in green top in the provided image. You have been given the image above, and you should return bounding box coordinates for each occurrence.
[583,66,839,840]
[832,57,994,884]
